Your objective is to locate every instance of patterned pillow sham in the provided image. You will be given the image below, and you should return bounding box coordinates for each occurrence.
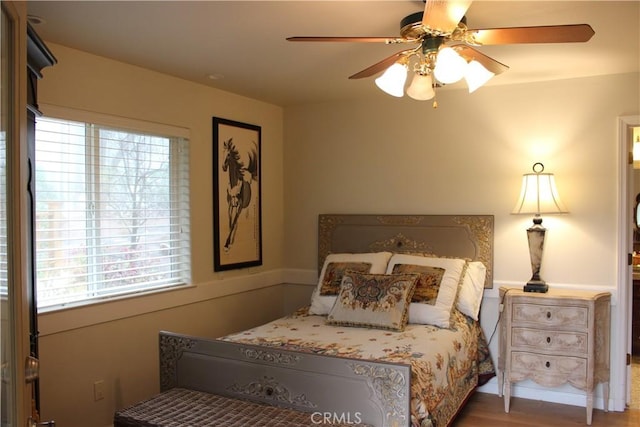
[309,252,393,315]
[385,254,467,328]
[319,262,372,295]
[390,264,445,303]
[327,271,419,331]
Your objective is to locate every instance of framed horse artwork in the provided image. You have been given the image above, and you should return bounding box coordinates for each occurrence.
[212,117,262,271]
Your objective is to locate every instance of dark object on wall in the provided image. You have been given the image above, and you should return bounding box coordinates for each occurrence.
[212,117,262,272]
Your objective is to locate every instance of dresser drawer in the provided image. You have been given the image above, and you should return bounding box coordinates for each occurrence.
[511,328,588,354]
[510,351,587,388]
[512,303,588,329]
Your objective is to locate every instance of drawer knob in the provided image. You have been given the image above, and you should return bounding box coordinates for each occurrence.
[545,361,551,368]
[546,311,551,319]
[546,337,551,344]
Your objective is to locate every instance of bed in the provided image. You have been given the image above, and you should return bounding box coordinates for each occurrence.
[156,214,495,427]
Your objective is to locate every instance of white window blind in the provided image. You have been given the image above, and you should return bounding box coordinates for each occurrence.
[35,116,191,310]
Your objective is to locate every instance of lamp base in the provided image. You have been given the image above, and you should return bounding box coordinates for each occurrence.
[524,217,548,294]
[523,282,549,293]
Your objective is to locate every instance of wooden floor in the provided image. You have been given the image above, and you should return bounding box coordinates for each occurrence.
[455,392,640,426]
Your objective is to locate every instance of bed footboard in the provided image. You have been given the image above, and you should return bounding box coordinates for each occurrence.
[159,331,410,427]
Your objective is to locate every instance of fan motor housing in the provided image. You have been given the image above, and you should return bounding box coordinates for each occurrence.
[400,11,467,38]
[400,11,425,38]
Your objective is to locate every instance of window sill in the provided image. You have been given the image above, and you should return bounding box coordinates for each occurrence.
[38,269,285,336]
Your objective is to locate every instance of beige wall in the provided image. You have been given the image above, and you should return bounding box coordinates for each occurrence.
[36,43,286,426]
[283,72,640,407]
[283,73,639,286]
[39,287,285,426]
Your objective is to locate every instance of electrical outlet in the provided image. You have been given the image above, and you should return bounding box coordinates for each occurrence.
[93,380,105,401]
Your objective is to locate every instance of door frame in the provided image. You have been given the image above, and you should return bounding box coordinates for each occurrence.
[3,0,33,424]
[617,115,640,410]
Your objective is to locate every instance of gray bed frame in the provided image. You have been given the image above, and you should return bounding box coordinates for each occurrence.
[159,214,494,427]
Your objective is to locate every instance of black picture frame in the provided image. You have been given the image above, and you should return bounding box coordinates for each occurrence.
[212,117,262,271]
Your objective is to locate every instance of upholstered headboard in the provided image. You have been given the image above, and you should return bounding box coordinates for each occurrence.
[318,214,494,288]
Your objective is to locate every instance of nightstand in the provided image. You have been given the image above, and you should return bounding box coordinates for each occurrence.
[497,287,611,425]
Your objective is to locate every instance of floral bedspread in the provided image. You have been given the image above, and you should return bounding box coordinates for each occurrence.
[220,307,495,427]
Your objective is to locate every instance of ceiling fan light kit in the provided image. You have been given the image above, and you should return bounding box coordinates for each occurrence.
[287,0,595,107]
[371,41,496,104]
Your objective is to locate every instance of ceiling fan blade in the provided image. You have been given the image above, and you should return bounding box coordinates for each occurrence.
[453,44,509,75]
[348,50,410,79]
[470,24,595,45]
[287,36,403,43]
[422,0,473,34]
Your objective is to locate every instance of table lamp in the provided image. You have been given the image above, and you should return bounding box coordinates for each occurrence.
[512,162,568,293]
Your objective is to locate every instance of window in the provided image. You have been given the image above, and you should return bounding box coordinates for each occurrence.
[35,115,190,310]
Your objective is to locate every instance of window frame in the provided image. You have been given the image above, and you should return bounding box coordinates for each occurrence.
[34,105,191,312]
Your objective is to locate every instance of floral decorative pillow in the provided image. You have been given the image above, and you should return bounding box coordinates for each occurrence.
[309,252,393,315]
[385,254,467,328]
[327,271,418,331]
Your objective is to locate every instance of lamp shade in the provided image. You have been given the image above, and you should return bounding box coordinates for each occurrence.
[375,62,408,97]
[407,73,435,100]
[433,47,467,84]
[512,164,568,215]
[464,60,494,93]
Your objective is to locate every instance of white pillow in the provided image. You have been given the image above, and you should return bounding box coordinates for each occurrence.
[308,252,393,315]
[455,261,486,321]
[385,254,466,328]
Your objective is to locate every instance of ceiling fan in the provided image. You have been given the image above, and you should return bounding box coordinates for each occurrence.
[287,0,595,106]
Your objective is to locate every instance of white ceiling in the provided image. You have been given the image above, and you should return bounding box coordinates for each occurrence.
[26,1,640,107]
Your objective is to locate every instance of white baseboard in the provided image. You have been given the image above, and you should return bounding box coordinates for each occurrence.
[478,378,618,412]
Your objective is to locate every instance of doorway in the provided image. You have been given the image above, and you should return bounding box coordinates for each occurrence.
[618,116,640,411]
[630,125,640,409]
